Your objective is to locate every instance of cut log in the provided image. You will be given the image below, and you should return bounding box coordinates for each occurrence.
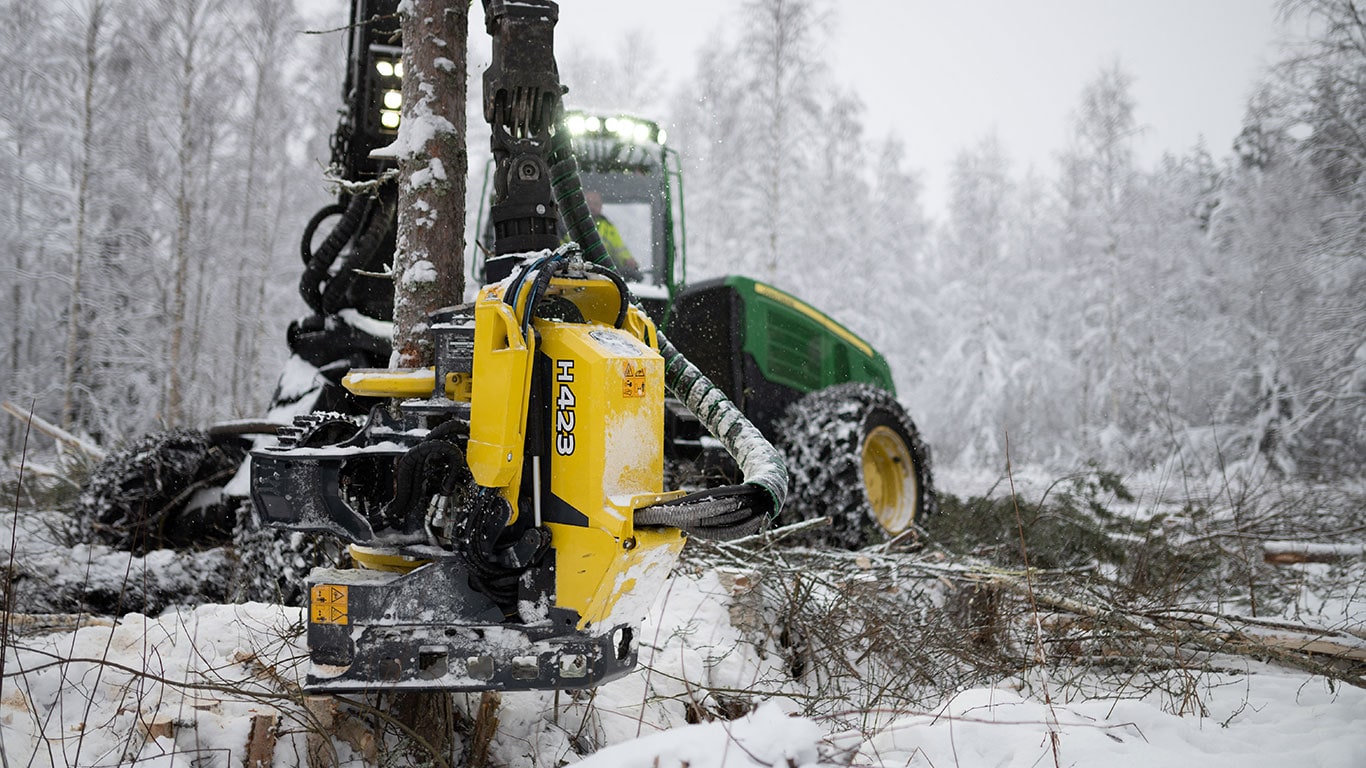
[1263,540,1366,565]
[245,714,279,768]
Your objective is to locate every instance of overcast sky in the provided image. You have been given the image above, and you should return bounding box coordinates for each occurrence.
[301,0,1291,216]
[554,0,1290,215]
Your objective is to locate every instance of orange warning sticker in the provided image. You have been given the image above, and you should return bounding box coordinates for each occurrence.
[622,361,646,398]
[310,584,349,625]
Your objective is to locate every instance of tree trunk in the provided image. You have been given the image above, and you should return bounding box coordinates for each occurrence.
[166,8,198,428]
[392,0,468,368]
[61,0,105,431]
[379,1,470,759]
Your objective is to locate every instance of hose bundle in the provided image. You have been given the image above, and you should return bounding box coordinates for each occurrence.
[548,126,788,540]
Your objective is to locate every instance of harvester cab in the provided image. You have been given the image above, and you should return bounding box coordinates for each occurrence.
[474,110,685,326]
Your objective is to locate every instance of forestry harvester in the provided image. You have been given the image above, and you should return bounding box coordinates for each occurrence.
[262,0,937,691]
[80,0,935,692]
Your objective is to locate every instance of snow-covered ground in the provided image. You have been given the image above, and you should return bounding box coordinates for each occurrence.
[3,462,1364,766]
[3,565,1364,767]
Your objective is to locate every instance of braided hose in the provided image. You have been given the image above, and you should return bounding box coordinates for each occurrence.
[549,131,615,271]
[322,186,397,314]
[300,194,372,314]
[548,127,788,538]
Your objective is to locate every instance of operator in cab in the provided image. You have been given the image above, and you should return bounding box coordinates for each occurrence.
[584,189,642,281]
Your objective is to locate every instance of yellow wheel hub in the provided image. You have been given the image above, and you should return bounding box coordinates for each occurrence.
[860,425,918,534]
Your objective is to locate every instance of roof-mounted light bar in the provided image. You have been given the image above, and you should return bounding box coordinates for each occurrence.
[564,111,667,146]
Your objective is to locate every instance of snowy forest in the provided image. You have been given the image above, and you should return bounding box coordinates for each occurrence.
[1,1,1365,765]
[2,0,1363,484]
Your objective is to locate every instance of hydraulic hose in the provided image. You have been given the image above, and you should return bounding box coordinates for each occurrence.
[322,186,397,314]
[300,194,373,314]
[548,126,788,539]
[550,133,617,270]
[301,203,348,266]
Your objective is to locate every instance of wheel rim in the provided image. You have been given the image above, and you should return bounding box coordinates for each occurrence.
[860,425,918,534]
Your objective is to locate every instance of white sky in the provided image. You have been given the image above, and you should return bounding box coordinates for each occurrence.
[554,0,1289,216]
[300,0,1291,216]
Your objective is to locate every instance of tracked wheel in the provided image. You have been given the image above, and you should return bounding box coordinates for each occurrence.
[75,430,248,554]
[776,383,935,548]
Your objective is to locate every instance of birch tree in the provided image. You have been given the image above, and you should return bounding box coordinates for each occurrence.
[226,0,299,414]
[0,1,59,449]
[159,0,233,427]
[738,0,829,279]
[671,33,748,279]
[59,0,111,430]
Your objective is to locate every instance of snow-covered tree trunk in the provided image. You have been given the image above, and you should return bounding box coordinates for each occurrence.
[166,1,202,427]
[1058,65,1141,458]
[387,0,469,753]
[392,0,468,368]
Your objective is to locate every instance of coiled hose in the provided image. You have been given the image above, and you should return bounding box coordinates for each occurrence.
[548,127,788,539]
[322,186,397,315]
[300,195,372,314]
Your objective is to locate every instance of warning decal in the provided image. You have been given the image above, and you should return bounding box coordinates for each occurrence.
[310,584,349,625]
[622,361,646,398]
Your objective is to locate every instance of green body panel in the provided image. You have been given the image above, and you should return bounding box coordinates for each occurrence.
[721,276,896,396]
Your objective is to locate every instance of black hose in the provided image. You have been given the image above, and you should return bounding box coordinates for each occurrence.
[386,438,465,535]
[300,195,373,314]
[582,261,629,329]
[322,186,396,314]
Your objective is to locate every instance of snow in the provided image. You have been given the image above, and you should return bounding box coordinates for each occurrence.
[2,603,305,768]
[271,355,326,403]
[371,113,457,162]
[2,557,1365,766]
[337,309,395,342]
[401,258,439,287]
[849,679,1366,768]
[1264,541,1366,558]
[4,461,1365,766]
[408,158,446,190]
[575,703,823,768]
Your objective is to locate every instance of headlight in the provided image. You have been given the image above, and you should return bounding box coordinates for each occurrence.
[383,89,402,110]
[380,110,401,129]
[376,60,395,78]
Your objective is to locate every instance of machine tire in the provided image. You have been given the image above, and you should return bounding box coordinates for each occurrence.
[76,430,248,555]
[775,383,935,548]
